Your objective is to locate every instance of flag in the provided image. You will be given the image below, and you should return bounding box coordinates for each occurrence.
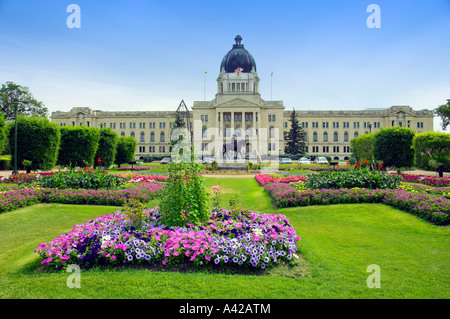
[204,72,207,76]
[238,67,244,71]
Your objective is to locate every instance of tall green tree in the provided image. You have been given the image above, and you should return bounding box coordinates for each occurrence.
[373,127,415,169]
[0,81,48,121]
[58,127,100,167]
[114,136,137,167]
[8,116,60,171]
[413,131,450,177]
[94,128,118,168]
[284,109,306,155]
[434,99,450,131]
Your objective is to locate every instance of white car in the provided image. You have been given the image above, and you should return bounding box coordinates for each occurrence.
[298,157,311,165]
[280,158,292,164]
[314,157,329,165]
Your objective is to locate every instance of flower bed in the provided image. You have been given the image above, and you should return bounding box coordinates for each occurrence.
[120,174,169,183]
[0,182,165,213]
[0,172,54,184]
[117,166,159,171]
[34,207,301,270]
[255,174,307,186]
[394,174,450,187]
[263,182,450,225]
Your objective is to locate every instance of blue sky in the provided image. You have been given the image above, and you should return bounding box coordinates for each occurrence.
[0,0,449,131]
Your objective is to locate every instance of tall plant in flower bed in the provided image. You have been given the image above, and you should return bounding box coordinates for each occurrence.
[34,207,301,270]
[159,159,209,227]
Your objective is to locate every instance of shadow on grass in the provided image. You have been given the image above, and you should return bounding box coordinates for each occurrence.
[27,255,313,279]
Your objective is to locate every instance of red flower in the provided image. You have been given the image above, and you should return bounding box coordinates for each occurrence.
[97,157,102,164]
[364,160,368,165]
[355,164,358,169]
[346,161,349,165]
[378,163,383,168]
[84,167,88,171]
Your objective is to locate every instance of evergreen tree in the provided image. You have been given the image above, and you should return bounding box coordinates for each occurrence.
[284,109,306,155]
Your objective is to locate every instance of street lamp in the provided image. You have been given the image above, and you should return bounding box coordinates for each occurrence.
[11,101,19,175]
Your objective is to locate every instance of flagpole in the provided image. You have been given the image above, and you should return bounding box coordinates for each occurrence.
[204,72,207,101]
[271,72,273,101]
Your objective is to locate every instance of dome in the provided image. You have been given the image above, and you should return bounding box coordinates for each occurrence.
[220,35,256,73]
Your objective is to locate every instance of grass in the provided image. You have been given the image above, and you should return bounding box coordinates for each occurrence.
[0,177,449,299]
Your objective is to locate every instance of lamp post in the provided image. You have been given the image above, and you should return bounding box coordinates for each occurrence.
[11,101,19,175]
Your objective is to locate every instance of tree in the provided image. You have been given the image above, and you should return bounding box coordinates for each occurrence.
[284,109,306,155]
[413,131,450,177]
[434,99,450,131]
[373,127,415,169]
[350,133,374,163]
[114,136,137,167]
[0,81,48,121]
[8,116,60,171]
[58,127,100,167]
[94,128,118,168]
[0,113,7,154]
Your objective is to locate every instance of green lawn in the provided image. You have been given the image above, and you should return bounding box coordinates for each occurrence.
[0,177,449,298]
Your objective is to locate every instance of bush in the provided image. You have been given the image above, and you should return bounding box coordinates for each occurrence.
[94,128,118,168]
[305,168,401,190]
[413,131,450,176]
[373,127,415,169]
[0,113,7,154]
[37,166,126,190]
[8,116,60,171]
[115,136,137,167]
[58,126,100,168]
[350,133,374,164]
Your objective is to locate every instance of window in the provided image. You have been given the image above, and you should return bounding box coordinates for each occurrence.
[284,122,288,128]
[344,132,349,142]
[343,122,349,128]
[160,132,165,142]
[201,143,208,151]
[354,131,359,138]
[269,126,275,138]
[323,132,328,142]
[322,122,329,128]
[323,146,329,153]
[272,115,276,121]
[333,122,339,128]
[334,132,338,142]
[353,122,359,128]
[205,115,208,122]
[399,121,403,127]
[131,132,135,139]
[201,115,204,122]
[121,132,125,137]
[140,132,145,142]
[225,126,230,137]
[150,132,155,142]
[313,132,318,142]
[202,126,207,139]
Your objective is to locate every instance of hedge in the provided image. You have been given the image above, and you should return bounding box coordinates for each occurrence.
[58,126,100,167]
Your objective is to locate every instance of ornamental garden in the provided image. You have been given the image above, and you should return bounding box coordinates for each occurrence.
[0,119,449,298]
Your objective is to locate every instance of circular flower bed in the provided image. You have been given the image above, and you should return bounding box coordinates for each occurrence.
[35,207,301,271]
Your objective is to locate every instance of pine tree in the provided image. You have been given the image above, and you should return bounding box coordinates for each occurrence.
[284,109,306,155]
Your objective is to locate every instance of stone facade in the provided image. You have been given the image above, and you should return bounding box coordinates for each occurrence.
[50,36,434,161]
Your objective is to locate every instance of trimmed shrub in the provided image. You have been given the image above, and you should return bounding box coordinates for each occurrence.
[305,168,401,190]
[58,126,100,168]
[8,116,60,171]
[0,113,7,154]
[94,128,118,168]
[413,131,450,176]
[373,127,415,169]
[114,136,137,167]
[350,133,374,164]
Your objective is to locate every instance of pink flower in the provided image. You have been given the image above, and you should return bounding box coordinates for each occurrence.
[211,186,221,191]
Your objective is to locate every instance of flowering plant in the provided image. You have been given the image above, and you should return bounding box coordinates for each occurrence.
[34,207,302,271]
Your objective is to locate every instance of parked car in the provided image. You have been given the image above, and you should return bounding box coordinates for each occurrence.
[314,156,329,165]
[160,157,171,164]
[280,158,292,164]
[298,157,311,165]
[202,157,214,164]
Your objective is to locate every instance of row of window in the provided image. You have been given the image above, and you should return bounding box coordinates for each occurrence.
[310,131,360,143]
[310,146,351,153]
[138,146,166,153]
[220,113,256,122]
[100,122,173,129]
